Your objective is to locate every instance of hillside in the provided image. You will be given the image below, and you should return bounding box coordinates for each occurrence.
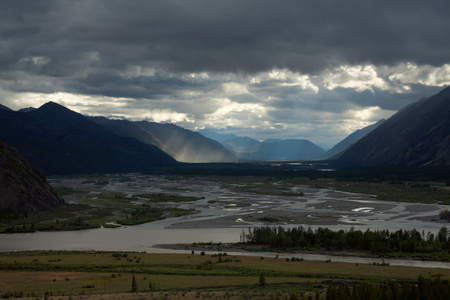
[338,86,450,166]
[0,141,64,213]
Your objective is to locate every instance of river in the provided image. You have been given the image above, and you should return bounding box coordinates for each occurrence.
[1,174,449,269]
[0,226,449,269]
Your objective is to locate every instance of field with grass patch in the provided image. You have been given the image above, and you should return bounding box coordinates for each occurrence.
[0,251,449,299]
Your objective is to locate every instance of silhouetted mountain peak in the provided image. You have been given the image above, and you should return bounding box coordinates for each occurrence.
[0,105,177,175]
[0,103,12,111]
[29,102,109,134]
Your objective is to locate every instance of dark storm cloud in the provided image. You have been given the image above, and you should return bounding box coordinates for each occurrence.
[2,0,450,78]
[1,0,450,147]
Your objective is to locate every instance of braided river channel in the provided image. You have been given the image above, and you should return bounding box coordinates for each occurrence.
[1,174,449,269]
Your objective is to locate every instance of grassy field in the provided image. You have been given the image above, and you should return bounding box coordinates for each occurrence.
[0,251,449,299]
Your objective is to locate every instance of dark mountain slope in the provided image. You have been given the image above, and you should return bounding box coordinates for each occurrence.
[135,121,238,162]
[0,141,64,213]
[0,104,12,111]
[323,119,385,159]
[0,107,177,175]
[338,86,450,166]
[90,118,160,146]
[28,102,109,134]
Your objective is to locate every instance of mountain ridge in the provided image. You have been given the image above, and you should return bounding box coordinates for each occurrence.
[338,86,450,166]
[29,102,111,135]
[0,104,178,175]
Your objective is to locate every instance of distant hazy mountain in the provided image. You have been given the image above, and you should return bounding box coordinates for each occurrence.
[262,139,283,144]
[220,135,325,160]
[198,129,239,143]
[338,86,450,166]
[135,122,238,163]
[222,136,261,154]
[322,119,385,159]
[0,103,177,175]
[0,141,64,212]
[201,129,325,161]
[18,107,36,113]
[247,139,325,160]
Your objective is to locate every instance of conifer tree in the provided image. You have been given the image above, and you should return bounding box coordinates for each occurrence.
[131,274,138,292]
[259,272,266,286]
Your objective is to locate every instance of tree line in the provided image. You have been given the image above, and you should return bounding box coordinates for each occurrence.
[245,226,450,255]
[326,276,450,300]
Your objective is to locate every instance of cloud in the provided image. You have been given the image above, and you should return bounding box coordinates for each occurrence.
[1,0,449,149]
[322,65,389,92]
[389,63,450,87]
[2,1,450,76]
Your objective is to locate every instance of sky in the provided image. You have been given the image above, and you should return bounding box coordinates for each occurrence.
[1,1,449,149]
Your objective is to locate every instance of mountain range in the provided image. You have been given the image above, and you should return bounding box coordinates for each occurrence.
[0,102,178,175]
[0,102,237,175]
[0,85,449,174]
[199,122,384,161]
[338,86,450,167]
[224,137,326,160]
